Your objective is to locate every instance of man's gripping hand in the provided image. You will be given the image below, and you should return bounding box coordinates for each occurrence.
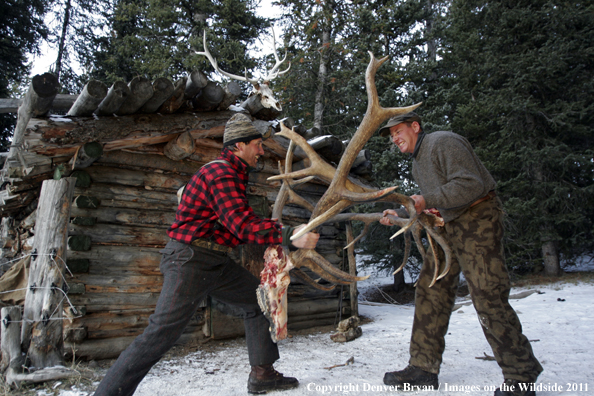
[290,224,320,249]
[380,209,398,226]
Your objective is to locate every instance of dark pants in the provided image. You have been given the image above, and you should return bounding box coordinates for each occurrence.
[94,239,279,396]
[409,198,542,382]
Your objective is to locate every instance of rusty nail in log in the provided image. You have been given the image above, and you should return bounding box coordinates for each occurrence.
[30,282,37,293]
[31,248,38,261]
[2,314,11,328]
[50,248,57,260]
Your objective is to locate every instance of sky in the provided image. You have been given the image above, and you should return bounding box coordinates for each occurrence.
[41,258,594,396]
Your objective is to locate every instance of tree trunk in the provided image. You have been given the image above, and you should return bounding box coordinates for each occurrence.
[20,177,76,369]
[218,81,242,110]
[534,166,561,276]
[54,0,72,80]
[541,235,561,276]
[184,70,209,98]
[313,29,331,132]
[392,269,405,294]
[345,222,359,317]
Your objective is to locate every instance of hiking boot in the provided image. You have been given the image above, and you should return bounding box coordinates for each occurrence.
[494,379,536,396]
[247,364,299,394]
[383,365,438,390]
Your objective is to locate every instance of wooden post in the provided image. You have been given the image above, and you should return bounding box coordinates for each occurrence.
[158,77,188,114]
[184,70,209,98]
[66,80,108,117]
[345,222,359,317]
[20,177,76,369]
[71,142,104,169]
[139,78,175,114]
[95,81,130,116]
[117,76,154,115]
[192,81,225,111]
[1,306,23,373]
[9,73,60,169]
[218,81,242,110]
[163,131,195,161]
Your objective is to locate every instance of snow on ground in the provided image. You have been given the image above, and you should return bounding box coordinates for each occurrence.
[54,267,593,396]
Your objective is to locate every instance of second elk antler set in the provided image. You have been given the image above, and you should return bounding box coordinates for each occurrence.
[257,53,455,342]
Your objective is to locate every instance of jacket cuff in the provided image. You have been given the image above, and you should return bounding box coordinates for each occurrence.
[281,226,295,246]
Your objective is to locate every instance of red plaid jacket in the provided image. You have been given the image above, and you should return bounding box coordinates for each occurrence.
[167,147,283,247]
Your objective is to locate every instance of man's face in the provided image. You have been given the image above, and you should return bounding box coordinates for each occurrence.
[389,121,420,154]
[236,138,265,168]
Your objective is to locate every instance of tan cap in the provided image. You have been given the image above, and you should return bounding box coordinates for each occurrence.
[377,112,422,137]
[223,113,265,147]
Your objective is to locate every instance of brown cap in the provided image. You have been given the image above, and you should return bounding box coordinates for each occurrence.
[223,113,265,147]
[377,112,422,137]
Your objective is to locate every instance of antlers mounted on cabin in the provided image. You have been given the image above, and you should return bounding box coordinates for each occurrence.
[194,29,290,113]
[268,52,454,290]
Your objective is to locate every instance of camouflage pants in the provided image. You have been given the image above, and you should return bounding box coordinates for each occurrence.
[409,197,542,382]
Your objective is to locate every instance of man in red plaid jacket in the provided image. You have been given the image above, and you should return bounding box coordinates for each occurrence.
[95,113,319,396]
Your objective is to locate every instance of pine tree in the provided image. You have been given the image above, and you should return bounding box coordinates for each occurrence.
[429,0,594,274]
[0,0,49,150]
[82,0,268,86]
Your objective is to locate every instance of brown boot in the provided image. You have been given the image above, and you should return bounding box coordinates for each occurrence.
[247,364,299,394]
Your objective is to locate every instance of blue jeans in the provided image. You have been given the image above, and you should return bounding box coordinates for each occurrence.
[94,239,279,396]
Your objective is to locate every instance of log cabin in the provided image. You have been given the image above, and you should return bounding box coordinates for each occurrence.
[0,72,368,362]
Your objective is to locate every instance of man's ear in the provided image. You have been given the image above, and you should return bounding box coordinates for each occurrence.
[411,121,421,134]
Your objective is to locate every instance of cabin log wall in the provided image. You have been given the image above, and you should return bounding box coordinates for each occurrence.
[59,145,352,359]
[1,74,360,362]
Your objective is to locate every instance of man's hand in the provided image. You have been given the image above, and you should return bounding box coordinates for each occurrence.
[291,224,320,249]
[411,194,426,214]
[380,209,398,226]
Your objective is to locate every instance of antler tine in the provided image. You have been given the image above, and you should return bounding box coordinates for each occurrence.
[426,234,441,288]
[343,224,368,250]
[392,231,412,275]
[290,249,370,283]
[301,53,421,241]
[195,30,259,86]
[272,141,295,222]
[263,26,291,83]
[271,139,317,222]
[329,53,422,186]
[291,200,352,240]
[267,122,336,184]
[390,219,415,240]
[419,218,453,282]
[291,268,337,291]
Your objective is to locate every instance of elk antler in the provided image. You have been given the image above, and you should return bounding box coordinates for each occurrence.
[268,53,454,289]
[271,135,367,291]
[194,28,290,112]
[194,30,259,86]
[278,53,421,240]
[328,212,453,287]
[262,26,291,83]
[259,54,448,343]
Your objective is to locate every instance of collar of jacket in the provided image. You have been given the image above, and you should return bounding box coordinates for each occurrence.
[411,132,426,160]
[220,147,251,174]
